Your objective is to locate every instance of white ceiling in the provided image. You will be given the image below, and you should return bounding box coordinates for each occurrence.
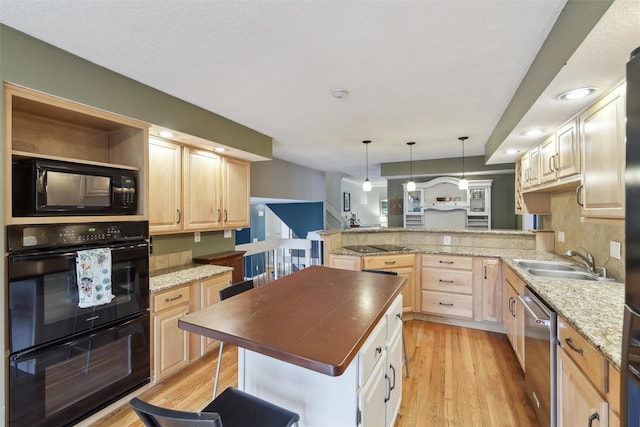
[1,0,638,184]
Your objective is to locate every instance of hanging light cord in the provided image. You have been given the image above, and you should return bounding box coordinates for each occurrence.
[365,142,369,179]
[407,141,415,180]
[459,136,468,178]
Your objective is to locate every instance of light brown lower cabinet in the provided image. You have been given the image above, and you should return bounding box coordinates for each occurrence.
[557,347,608,427]
[502,264,525,370]
[199,274,234,355]
[152,285,191,381]
[151,272,232,382]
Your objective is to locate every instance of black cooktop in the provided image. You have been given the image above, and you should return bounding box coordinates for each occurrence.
[342,244,409,253]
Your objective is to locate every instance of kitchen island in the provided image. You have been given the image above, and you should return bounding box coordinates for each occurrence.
[179,266,406,427]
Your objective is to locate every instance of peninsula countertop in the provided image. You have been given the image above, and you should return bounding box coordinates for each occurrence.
[178,265,405,376]
[331,244,625,369]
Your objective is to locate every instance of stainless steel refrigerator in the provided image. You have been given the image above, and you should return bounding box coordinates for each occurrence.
[622,45,640,427]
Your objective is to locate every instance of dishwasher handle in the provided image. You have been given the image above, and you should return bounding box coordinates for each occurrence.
[518,295,551,327]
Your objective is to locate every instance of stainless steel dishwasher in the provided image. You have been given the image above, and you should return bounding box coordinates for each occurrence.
[519,287,558,427]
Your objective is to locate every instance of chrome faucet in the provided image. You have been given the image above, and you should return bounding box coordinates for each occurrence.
[564,244,595,273]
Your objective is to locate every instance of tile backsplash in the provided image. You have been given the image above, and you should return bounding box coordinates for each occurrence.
[545,190,625,282]
[150,250,193,273]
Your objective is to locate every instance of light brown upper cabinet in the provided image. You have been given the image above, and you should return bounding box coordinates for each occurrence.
[521,146,540,189]
[578,84,626,220]
[183,147,223,231]
[149,138,183,233]
[149,138,250,234]
[221,157,250,228]
[4,83,149,224]
[538,119,581,187]
[555,118,581,179]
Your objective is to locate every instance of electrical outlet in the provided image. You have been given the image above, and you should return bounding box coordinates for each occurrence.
[224,229,232,238]
[194,231,201,242]
[443,235,451,245]
[558,231,565,243]
[610,241,621,259]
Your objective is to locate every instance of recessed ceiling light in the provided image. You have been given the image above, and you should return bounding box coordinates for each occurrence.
[214,147,225,153]
[505,148,521,155]
[521,129,545,137]
[557,87,596,101]
[157,130,176,138]
[331,88,349,99]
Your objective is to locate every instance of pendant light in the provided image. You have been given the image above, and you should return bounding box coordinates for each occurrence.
[458,136,469,190]
[362,140,372,192]
[406,141,416,191]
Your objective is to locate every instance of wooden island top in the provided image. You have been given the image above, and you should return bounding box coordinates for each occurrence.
[178,266,405,376]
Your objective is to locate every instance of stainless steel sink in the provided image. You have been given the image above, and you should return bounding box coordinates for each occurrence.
[513,259,582,271]
[526,268,599,281]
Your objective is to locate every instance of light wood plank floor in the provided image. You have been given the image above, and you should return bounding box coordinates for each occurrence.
[89,320,539,427]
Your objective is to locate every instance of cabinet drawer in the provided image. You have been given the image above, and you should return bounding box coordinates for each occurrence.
[421,290,473,319]
[385,295,403,339]
[421,254,472,270]
[153,286,191,312]
[558,317,606,394]
[363,254,414,270]
[421,268,472,294]
[358,317,387,387]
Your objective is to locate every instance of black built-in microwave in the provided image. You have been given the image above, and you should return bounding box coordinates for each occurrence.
[12,158,138,216]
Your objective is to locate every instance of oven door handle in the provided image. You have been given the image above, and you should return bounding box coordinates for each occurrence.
[518,295,551,327]
[9,242,148,262]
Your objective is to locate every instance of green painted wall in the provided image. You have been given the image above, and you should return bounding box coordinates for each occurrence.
[0,24,279,258]
[151,231,236,257]
[0,25,272,156]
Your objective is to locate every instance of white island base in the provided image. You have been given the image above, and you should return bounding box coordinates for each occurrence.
[237,295,403,427]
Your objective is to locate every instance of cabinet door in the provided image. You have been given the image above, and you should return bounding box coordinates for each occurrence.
[200,274,232,355]
[149,138,182,233]
[183,147,222,230]
[514,295,525,370]
[502,279,514,344]
[358,356,386,427]
[386,326,403,427]
[329,255,362,270]
[521,153,531,189]
[580,85,625,219]
[528,147,540,188]
[482,258,502,323]
[558,348,608,427]
[223,157,250,228]
[153,303,190,381]
[539,135,557,184]
[556,118,580,179]
[390,267,414,313]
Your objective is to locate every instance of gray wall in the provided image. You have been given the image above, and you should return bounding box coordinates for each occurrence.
[251,157,326,202]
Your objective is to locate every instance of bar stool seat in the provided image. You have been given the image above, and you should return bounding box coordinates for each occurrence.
[130,386,299,427]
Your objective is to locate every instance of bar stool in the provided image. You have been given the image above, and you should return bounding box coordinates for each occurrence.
[130,386,299,427]
[213,279,255,397]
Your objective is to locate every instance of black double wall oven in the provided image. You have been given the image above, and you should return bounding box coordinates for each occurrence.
[7,221,150,426]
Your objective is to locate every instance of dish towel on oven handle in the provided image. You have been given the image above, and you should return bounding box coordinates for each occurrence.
[76,248,115,308]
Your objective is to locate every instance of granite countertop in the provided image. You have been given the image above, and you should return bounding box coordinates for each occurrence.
[332,244,625,369]
[149,264,234,293]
